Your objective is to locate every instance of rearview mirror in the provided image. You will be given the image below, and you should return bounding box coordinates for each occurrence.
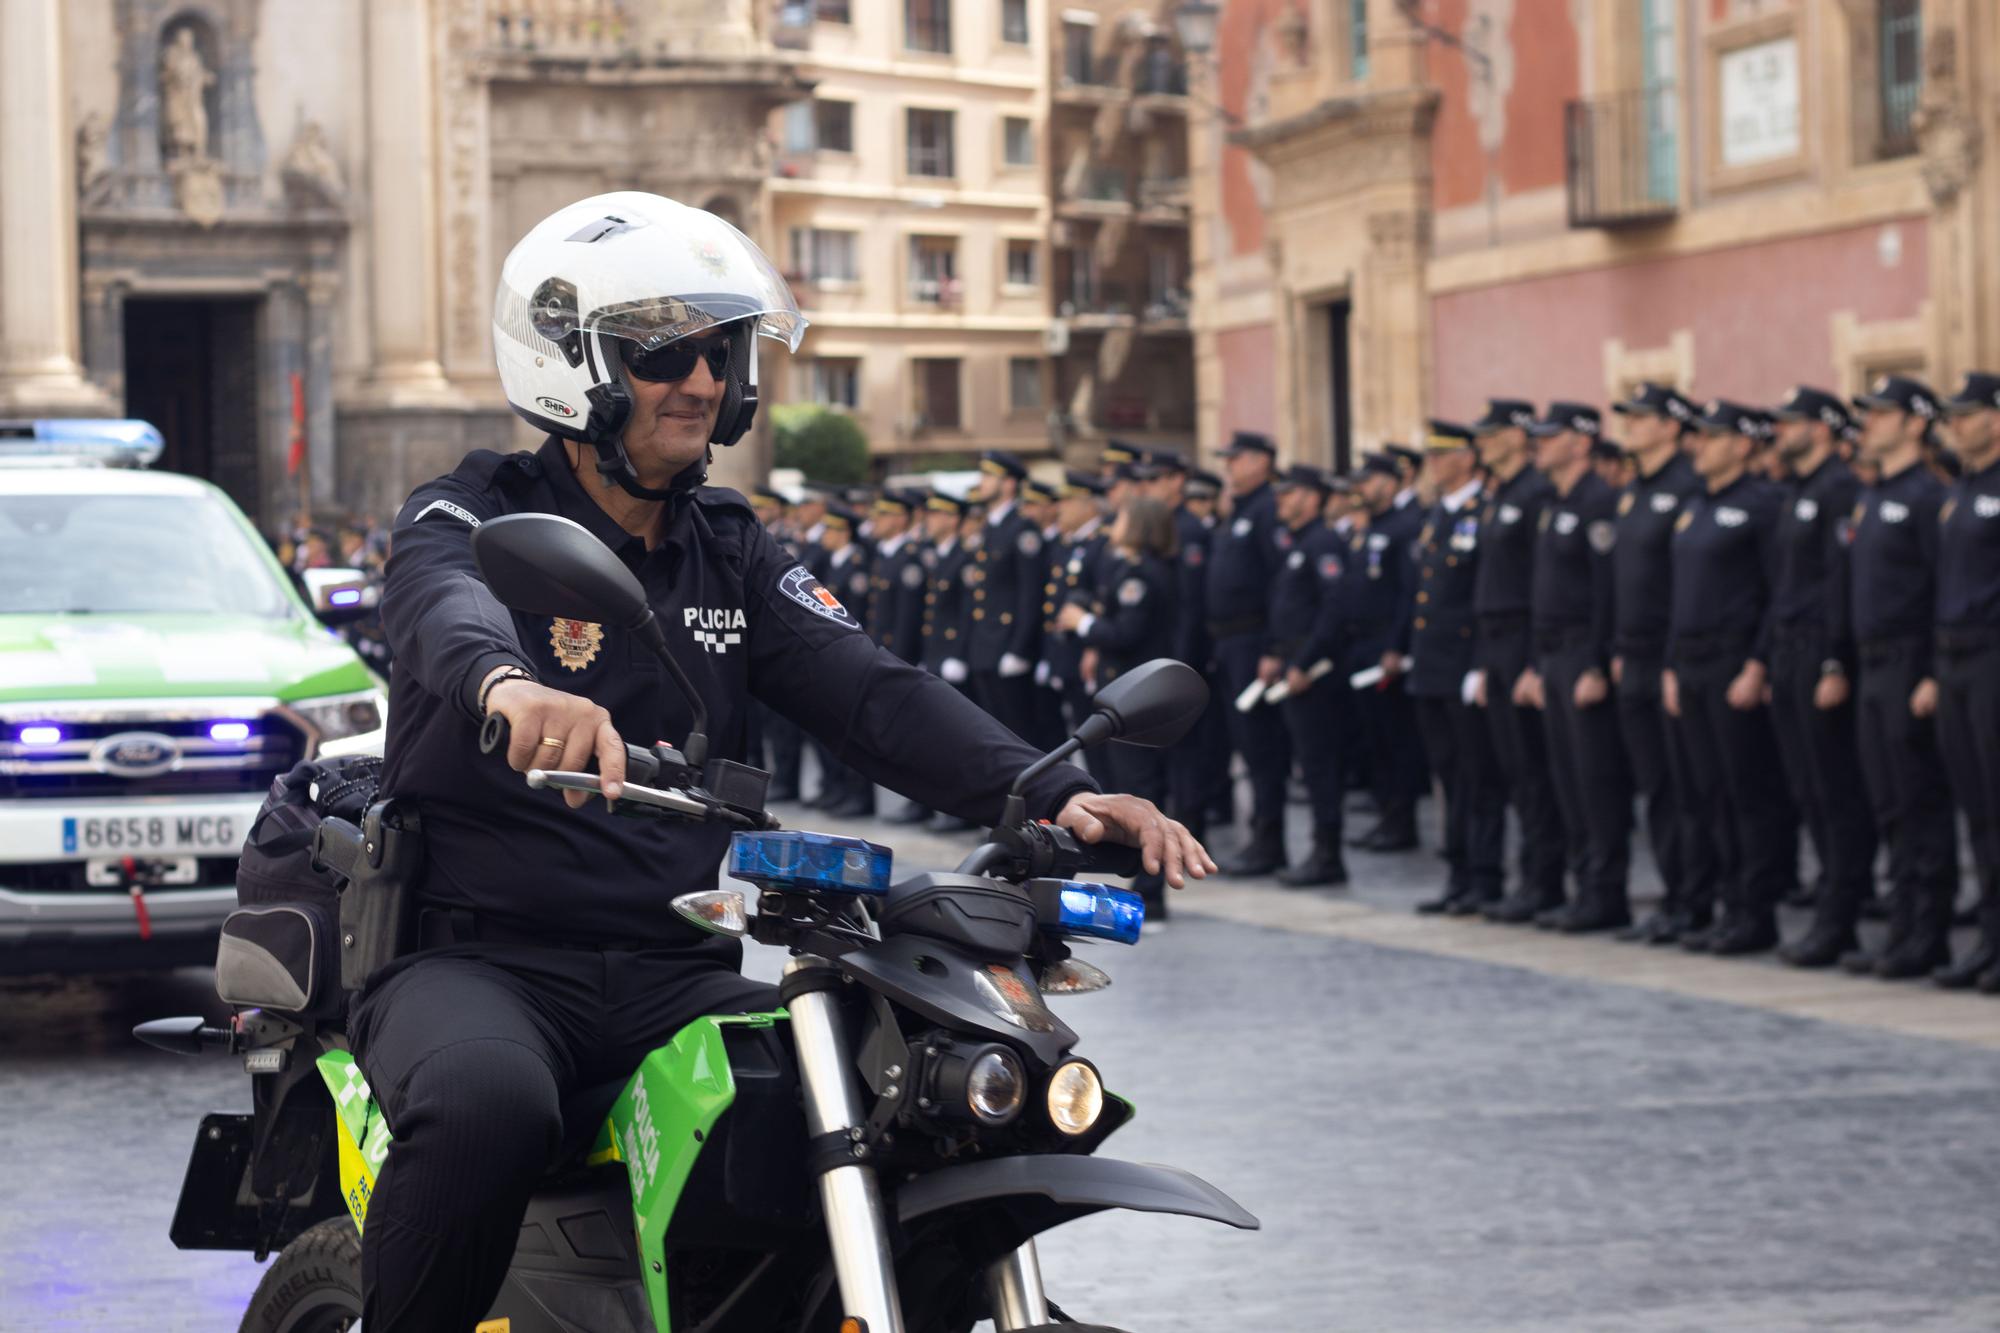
[471,513,650,630]
[1081,659,1209,749]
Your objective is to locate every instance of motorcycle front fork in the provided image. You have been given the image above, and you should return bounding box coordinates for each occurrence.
[784,957,1053,1333]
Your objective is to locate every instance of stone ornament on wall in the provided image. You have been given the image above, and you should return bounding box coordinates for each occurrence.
[281,119,345,210]
[160,22,224,226]
[1913,27,1980,208]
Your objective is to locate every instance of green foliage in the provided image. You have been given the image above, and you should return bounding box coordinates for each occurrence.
[771,404,869,483]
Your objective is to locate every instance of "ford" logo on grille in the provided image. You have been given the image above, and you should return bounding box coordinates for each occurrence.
[92,731,182,779]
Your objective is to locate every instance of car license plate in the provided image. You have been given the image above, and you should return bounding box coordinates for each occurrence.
[61,813,240,855]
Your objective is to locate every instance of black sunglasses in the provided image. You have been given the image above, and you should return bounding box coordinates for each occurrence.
[620,335,731,384]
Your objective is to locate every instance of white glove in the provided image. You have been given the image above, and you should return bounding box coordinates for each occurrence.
[1034,659,1052,687]
[1462,669,1484,707]
[942,657,968,684]
[999,653,1032,678]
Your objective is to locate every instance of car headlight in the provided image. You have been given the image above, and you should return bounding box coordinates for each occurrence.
[965,1048,1026,1125]
[1045,1059,1103,1136]
[291,689,386,743]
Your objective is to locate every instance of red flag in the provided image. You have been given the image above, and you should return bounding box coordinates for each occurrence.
[286,372,306,477]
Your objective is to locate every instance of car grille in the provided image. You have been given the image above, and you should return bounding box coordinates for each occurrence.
[0,710,306,800]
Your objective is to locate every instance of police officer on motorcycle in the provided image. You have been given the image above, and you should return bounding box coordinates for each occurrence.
[363,193,1214,1330]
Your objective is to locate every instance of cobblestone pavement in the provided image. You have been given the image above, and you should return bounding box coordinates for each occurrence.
[4,793,2000,1330]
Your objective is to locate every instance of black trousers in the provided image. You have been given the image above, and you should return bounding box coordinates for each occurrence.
[1855,637,1959,936]
[1416,692,1504,898]
[1213,633,1291,830]
[1671,641,1794,922]
[761,703,802,793]
[1279,675,1347,841]
[1351,634,1427,833]
[1768,631,1877,919]
[1098,740,1169,898]
[1538,635,1632,906]
[349,942,776,1331]
[1476,618,1565,901]
[1936,633,2000,925]
[1614,654,1711,916]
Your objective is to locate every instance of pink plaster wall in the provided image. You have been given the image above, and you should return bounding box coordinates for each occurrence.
[1429,219,1930,421]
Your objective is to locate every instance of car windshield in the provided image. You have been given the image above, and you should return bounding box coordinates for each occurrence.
[0,491,294,617]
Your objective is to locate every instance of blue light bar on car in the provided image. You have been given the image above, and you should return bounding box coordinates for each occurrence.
[728,830,893,895]
[1044,882,1145,945]
[0,419,165,468]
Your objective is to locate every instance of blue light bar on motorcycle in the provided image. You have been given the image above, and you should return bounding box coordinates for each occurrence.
[1044,882,1145,945]
[0,418,165,468]
[728,830,893,895]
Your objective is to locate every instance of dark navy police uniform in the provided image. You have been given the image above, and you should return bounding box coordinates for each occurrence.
[1205,446,1292,858]
[365,439,1096,1329]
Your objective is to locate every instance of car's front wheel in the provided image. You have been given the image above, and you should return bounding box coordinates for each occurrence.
[238,1216,362,1333]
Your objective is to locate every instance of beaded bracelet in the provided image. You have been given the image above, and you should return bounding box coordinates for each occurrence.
[478,666,536,717]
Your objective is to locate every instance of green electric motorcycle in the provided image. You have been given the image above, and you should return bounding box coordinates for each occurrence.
[138,512,1257,1332]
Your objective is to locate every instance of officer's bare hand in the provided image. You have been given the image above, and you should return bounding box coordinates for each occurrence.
[1726,661,1768,711]
[1057,792,1216,890]
[1814,673,1850,710]
[1910,676,1938,719]
[1256,655,1284,685]
[1054,603,1087,633]
[1284,666,1313,696]
[1661,668,1681,717]
[1512,669,1544,710]
[1610,655,1624,687]
[484,676,627,808]
[1574,668,1608,709]
[1380,651,1405,678]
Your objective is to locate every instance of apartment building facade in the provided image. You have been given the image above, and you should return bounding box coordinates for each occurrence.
[771,0,1053,466]
[1188,0,2000,470]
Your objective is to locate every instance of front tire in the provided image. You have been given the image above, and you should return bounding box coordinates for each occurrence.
[239,1216,363,1333]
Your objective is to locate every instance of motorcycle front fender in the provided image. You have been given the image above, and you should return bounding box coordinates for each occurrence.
[895,1154,1260,1233]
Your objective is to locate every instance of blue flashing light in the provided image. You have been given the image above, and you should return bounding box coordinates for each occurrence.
[208,721,252,743]
[0,419,165,467]
[329,588,363,607]
[728,830,893,896]
[18,724,64,747]
[1046,882,1146,945]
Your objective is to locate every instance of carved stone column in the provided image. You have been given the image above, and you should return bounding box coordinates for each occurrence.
[0,0,112,412]
[304,274,341,508]
[1915,7,1984,386]
[358,0,453,402]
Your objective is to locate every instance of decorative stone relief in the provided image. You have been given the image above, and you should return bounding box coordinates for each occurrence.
[1914,27,1980,208]
[281,120,345,209]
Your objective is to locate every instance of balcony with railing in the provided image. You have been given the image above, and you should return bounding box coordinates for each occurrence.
[1564,87,1678,228]
[492,1,633,54]
[1137,175,1190,221]
[1133,51,1188,100]
[1059,166,1133,220]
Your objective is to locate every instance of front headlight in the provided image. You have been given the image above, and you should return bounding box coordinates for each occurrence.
[1045,1059,1104,1136]
[291,689,386,743]
[964,1048,1026,1125]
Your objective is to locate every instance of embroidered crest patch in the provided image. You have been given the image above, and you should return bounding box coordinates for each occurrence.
[549,618,604,671]
[777,565,861,629]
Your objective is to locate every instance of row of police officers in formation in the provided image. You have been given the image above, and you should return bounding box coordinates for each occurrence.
[747,369,2000,984]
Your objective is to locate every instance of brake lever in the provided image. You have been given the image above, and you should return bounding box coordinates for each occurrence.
[527,769,709,819]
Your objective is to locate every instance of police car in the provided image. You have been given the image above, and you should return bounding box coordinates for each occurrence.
[0,420,384,973]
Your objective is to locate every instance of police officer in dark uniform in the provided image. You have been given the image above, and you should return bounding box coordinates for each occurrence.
[1934,373,2000,990]
[1841,374,1958,978]
[1606,383,1715,944]
[1257,464,1351,886]
[1058,495,1181,912]
[360,190,1210,1331]
[967,450,1046,740]
[1207,431,1293,874]
[1344,451,1427,852]
[863,490,930,822]
[746,485,799,799]
[1525,402,1632,932]
[1469,399,1568,923]
[1664,400,1792,955]
[814,503,875,816]
[1764,387,1879,966]
[919,491,979,833]
[1167,466,1232,838]
[1393,422,1504,914]
[1043,471,1109,737]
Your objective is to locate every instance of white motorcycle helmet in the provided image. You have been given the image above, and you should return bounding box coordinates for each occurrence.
[493,191,807,497]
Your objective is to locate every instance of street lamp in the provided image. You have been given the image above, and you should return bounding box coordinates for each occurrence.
[1172,0,1220,57]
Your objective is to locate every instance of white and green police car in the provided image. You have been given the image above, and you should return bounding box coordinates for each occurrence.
[0,420,384,973]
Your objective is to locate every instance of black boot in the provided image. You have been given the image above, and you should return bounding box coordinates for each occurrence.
[1220,820,1285,877]
[1278,834,1349,888]
[1936,898,2000,988]
[1553,890,1633,935]
[1780,890,1861,969]
[1484,884,1563,925]
[1878,886,1951,980]
[1707,911,1779,956]
[1844,886,1912,974]
[1417,880,1468,914]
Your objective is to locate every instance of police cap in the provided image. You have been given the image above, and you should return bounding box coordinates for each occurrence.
[1611,382,1698,426]
[1942,371,2000,415]
[1472,399,1537,434]
[1852,373,1940,421]
[925,491,971,516]
[1355,451,1402,481]
[1064,468,1108,497]
[1527,401,1602,438]
[1424,419,1477,452]
[1275,462,1332,495]
[1222,431,1276,458]
[979,449,1028,480]
[1693,399,1773,442]
[1185,469,1223,499]
[1147,447,1189,475]
[1100,440,1143,467]
[1771,384,1856,436]
[1384,443,1423,475]
[1021,478,1058,505]
[822,503,860,532]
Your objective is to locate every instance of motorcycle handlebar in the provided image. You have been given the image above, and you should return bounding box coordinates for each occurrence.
[478,713,664,783]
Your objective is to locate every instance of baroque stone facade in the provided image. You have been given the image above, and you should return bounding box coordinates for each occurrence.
[0,0,805,528]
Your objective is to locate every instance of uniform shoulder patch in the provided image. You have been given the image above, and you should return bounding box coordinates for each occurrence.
[1018,528,1043,557]
[777,565,861,630]
[1117,577,1147,607]
[1651,492,1679,514]
[900,561,925,589]
[1184,543,1205,567]
[411,498,482,528]
[1587,520,1616,554]
[1317,553,1343,580]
